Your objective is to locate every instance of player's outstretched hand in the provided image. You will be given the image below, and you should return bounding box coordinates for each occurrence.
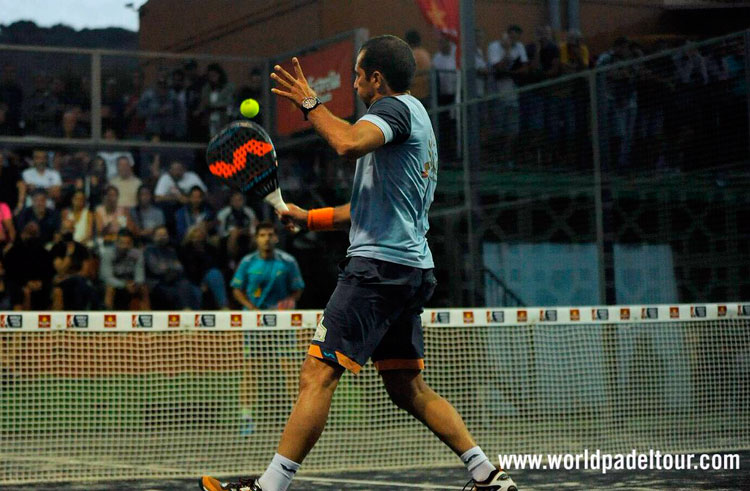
[270,57,317,108]
[277,203,308,232]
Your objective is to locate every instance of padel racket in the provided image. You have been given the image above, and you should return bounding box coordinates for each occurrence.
[206,120,298,231]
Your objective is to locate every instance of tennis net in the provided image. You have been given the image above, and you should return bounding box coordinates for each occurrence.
[1,305,749,484]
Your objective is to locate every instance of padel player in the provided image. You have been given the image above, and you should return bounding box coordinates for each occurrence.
[200,35,518,491]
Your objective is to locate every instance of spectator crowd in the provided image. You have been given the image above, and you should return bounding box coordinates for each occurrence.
[0,143,310,312]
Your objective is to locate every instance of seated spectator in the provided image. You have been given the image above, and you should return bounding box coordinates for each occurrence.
[230,222,304,310]
[560,29,590,73]
[52,150,91,201]
[97,129,136,180]
[95,185,132,245]
[138,74,185,141]
[175,186,215,242]
[130,185,166,243]
[85,156,108,209]
[3,222,54,310]
[100,229,149,310]
[60,190,94,245]
[0,150,26,215]
[0,101,19,136]
[50,229,94,310]
[0,199,15,252]
[22,149,62,204]
[109,155,142,209]
[144,225,200,309]
[154,160,207,204]
[180,224,228,309]
[16,189,61,246]
[217,190,258,237]
[0,257,11,310]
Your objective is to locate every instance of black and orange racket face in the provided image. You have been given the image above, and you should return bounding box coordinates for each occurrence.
[206,121,279,197]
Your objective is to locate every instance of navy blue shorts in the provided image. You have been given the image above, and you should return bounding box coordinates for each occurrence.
[308,256,437,374]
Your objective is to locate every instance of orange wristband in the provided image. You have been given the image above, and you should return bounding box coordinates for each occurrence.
[307,207,335,231]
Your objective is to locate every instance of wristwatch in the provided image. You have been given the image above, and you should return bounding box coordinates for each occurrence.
[300,96,322,120]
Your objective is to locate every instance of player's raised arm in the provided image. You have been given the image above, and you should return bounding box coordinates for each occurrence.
[271,58,386,159]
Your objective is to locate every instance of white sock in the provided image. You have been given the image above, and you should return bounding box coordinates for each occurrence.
[257,453,300,491]
[460,446,496,482]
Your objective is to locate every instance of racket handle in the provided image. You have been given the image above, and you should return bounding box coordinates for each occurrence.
[264,188,300,233]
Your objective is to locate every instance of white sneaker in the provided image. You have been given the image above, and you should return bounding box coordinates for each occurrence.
[465,468,518,490]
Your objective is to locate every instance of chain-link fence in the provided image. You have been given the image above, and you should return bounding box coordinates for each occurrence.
[428,30,750,307]
[1,30,748,308]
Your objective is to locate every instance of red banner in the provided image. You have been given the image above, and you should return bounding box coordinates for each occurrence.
[275,38,356,136]
[415,0,459,41]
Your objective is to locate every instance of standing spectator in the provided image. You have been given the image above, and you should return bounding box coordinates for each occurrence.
[488,27,528,164]
[597,37,637,169]
[101,78,125,137]
[144,225,200,309]
[0,199,15,252]
[183,59,206,142]
[16,189,61,246]
[109,155,142,209]
[130,185,165,243]
[175,186,215,242]
[235,67,265,125]
[26,73,62,136]
[95,185,132,245]
[180,224,228,309]
[100,229,149,309]
[3,222,54,310]
[432,35,458,159]
[56,108,88,139]
[22,149,62,203]
[60,189,94,245]
[0,150,26,215]
[474,28,489,97]
[230,222,304,311]
[559,29,590,73]
[0,64,23,135]
[196,63,235,138]
[138,75,185,141]
[405,29,432,104]
[122,69,146,139]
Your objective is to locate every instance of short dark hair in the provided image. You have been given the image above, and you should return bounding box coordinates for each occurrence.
[118,228,135,241]
[405,29,421,47]
[359,35,416,93]
[255,221,276,235]
[508,25,523,34]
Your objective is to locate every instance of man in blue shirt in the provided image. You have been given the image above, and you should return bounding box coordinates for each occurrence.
[231,222,304,310]
[231,221,304,436]
[201,36,517,491]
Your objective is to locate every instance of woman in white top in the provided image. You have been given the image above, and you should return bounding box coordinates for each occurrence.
[61,190,93,245]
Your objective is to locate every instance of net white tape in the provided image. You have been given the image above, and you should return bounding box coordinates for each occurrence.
[1,305,749,484]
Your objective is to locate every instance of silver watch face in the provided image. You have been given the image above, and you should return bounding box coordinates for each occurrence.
[302,97,317,109]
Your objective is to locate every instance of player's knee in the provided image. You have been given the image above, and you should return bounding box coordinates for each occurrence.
[298,356,343,394]
[382,371,426,412]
